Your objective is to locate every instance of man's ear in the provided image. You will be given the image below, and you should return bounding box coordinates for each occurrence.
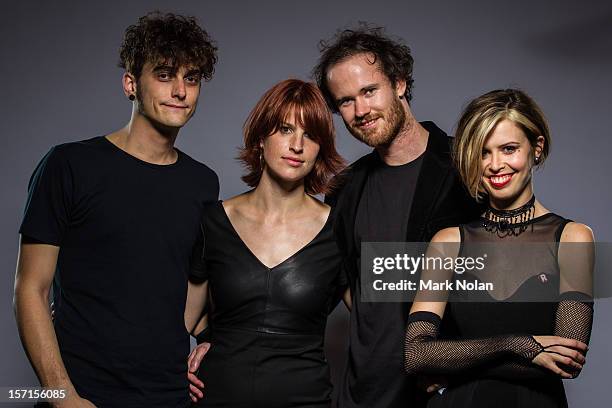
[395,79,407,99]
[122,72,137,99]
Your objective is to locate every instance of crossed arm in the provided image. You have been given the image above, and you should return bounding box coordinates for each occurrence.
[404,224,594,381]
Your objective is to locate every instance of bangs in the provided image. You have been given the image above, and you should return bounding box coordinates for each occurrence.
[149,52,204,76]
[240,79,344,195]
[279,97,333,145]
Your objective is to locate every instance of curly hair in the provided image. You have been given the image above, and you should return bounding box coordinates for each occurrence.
[118,11,217,81]
[312,23,414,112]
[239,79,345,195]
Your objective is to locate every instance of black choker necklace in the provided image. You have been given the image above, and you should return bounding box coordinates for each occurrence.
[483,195,536,237]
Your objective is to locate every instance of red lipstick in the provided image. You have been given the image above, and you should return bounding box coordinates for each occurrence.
[488,173,513,188]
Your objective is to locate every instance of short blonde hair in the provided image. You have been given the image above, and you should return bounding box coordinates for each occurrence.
[453,89,551,201]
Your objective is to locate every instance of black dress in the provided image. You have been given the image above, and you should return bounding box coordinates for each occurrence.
[190,201,345,408]
[404,213,594,408]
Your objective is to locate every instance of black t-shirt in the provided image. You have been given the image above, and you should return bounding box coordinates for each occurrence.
[347,153,423,408]
[354,153,423,244]
[19,136,219,408]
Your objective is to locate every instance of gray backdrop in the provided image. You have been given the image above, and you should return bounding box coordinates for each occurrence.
[1,0,611,406]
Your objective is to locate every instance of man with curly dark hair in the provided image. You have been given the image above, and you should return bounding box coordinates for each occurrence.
[14,12,219,408]
[313,25,481,408]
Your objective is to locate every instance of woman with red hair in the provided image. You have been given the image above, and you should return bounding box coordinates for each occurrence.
[186,79,347,407]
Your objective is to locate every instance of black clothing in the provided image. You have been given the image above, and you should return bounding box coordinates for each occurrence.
[325,122,482,408]
[404,214,594,408]
[190,201,346,407]
[20,136,219,408]
[354,153,423,244]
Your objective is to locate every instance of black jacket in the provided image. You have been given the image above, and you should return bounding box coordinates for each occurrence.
[325,121,482,291]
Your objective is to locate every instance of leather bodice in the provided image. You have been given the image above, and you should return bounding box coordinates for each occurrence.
[193,201,345,335]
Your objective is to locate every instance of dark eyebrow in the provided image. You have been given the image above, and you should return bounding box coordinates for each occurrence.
[152,65,177,73]
[184,69,202,77]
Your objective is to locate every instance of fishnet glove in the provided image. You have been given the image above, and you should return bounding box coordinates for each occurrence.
[481,298,593,379]
[405,298,593,379]
[404,311,542,375]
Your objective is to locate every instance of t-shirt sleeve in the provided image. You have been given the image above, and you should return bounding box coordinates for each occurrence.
[19,146,73,246]
[190,220,208,281]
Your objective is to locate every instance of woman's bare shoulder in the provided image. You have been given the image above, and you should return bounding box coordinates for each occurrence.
[431,227,461,243]
[561,222,594,243]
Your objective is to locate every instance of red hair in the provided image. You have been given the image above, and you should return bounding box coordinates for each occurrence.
[239,79,345,195]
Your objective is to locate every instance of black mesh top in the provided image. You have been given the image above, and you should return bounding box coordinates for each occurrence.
[404,213,594,384]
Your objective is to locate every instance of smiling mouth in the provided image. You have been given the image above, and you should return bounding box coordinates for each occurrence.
[356,117,378,129]
[488,174,513,188]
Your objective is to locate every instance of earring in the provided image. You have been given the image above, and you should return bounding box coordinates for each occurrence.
[399,95,404,99]
[534,155,540,164]
[128,94,135,101]
[259,149,264,170]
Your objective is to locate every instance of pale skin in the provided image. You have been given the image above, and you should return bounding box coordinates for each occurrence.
[186,112,351,402]
[326,53,446,391]
[186,60,418,391]
[13,61,203,407]
[326,53,429,166]
[409,119,593,389]
[323,53,431,313]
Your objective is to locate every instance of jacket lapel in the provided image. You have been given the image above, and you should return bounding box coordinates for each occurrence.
[331,122,454,283]
[405,122,453,242]
[337,152,376,260]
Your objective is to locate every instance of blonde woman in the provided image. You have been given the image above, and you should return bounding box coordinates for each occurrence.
[403,89,594,407]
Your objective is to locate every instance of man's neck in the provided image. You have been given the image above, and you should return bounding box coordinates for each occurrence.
[376,108,429,166]
[108,113,179,165]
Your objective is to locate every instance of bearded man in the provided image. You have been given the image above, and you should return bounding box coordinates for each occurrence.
[313,25,481,408]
